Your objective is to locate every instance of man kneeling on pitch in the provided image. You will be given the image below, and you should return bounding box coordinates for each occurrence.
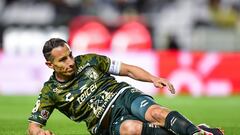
[28,38,224,135]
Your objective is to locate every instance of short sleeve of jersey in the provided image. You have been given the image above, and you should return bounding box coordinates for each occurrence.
[93,54,121,74]
[75,53,121,74]
[94,54,111,73]
[28,86,55,126]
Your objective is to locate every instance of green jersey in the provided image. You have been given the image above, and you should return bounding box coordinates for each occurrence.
[28,54,129,134]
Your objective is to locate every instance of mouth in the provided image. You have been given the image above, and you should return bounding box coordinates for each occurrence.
[67,67,76,73]
[67,69,74,73]
[65,65,77,74]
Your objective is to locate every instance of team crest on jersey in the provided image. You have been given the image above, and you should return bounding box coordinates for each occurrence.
[85,67,99,81]
[40,110,49,120]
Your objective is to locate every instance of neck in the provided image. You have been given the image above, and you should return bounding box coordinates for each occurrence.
[55,73,73,82]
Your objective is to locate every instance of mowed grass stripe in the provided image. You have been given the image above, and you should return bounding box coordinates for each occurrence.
[0,96,239,135]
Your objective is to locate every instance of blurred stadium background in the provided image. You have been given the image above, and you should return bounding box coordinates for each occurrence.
[0,0,240,134]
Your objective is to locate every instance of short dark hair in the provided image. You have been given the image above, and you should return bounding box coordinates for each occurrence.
[43,38,67,61]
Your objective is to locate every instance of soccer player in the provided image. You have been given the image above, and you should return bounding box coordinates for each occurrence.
[28,38,223,135]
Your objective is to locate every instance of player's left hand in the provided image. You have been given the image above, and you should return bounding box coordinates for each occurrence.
[153,77,175,94]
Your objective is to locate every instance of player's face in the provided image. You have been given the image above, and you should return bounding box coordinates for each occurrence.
[46,44,76,79]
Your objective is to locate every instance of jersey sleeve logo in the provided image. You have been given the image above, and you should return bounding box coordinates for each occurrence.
[40,110,50,120]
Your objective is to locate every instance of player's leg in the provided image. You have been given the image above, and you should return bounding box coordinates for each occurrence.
[131,96,224,135]
[141,122,174,135]
[131,96,200,135]
[109,88,173,135]
[112,115,173,135]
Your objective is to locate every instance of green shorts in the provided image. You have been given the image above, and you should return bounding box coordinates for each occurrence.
[107,87,157,135]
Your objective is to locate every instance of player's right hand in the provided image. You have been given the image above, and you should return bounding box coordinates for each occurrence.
[152,77,175,94]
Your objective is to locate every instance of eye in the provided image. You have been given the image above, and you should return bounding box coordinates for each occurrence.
[59,57,67,62]
[69,52,73,58]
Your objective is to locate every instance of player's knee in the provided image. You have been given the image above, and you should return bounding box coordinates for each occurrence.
[150,108,163,121]
[148,105,171,123]
[120,120,142,135]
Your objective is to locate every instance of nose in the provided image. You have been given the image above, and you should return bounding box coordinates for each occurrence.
[67,57,75,67]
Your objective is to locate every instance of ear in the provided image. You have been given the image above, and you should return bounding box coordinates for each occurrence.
[45,61,54,69]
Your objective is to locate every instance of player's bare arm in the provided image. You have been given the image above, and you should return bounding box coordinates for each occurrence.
[28,122,54,135]
[119,62,175,94]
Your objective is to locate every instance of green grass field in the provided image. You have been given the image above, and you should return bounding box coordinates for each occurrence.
[0,95,239,135]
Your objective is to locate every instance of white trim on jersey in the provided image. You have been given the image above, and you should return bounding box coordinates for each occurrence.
[108,60,121,75]
[28,120,44,126]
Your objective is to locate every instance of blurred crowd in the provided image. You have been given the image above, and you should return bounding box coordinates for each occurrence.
[0,0,240,54]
